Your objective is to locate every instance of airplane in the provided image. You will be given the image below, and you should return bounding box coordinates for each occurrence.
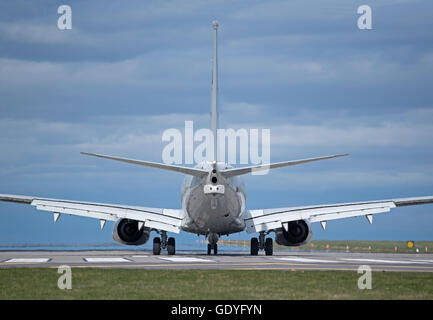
[1,21,432,256]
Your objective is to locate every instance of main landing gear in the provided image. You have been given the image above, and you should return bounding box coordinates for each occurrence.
[207,232,219,255]
[153,231,176,255]
[207,243,218,255]
[250,232,273,256]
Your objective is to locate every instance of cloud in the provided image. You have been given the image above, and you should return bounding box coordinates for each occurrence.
[223,105,433,147]
[1,104,432,191]
[0,22,97,45]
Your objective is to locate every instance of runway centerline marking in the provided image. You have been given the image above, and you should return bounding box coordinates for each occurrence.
[273,257,339,263]
[411,259,433,263]
[340,258,425,264]
[83,257,131,263]
[158,257,215,263]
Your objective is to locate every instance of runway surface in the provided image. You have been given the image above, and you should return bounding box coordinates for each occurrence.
[1,250,433,272]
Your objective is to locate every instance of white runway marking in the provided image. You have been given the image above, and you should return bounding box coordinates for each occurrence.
[4,258,50,263]
[340,258,422,264]
[159,257,215,263]
[132,255,148,258]
[411,260,433,263]
[84,257,131,263]
[273,257,339,263]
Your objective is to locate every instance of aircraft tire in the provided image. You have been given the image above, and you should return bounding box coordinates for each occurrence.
[167,237,176,255]
[265,237,273,256]
[251,237,259,255]
[153,237,161,255]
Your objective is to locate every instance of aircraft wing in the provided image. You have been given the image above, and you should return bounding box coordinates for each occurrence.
[0,194,184,233]
[243,196,433,233]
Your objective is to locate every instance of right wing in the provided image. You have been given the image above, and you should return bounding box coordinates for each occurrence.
[243,196,433,233]
[0,194,184,233]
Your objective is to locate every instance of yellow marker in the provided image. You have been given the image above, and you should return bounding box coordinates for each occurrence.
[407,241,414,248]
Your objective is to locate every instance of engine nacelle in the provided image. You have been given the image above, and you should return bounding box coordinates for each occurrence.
[275,220,312,246]
[112,218,150,245]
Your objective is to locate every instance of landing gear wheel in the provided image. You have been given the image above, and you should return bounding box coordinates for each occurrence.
[207,243,218,255]
[265,237,273,256]
[153,237,161,255]
[250,237,259,255]
[167,237,176,255]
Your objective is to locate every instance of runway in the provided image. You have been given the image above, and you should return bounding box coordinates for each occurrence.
[1,250,433,272]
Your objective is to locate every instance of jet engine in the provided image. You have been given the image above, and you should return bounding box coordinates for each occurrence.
[275,220,312,246]
[112,218,150,245]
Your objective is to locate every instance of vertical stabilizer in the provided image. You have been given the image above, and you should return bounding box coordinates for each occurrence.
[211,20,219,161]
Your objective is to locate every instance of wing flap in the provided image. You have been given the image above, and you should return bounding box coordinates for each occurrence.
[31,200,182,226]
[144,220,179,233]
[34,205,118,222]
[309,206,392,223]
[246,220,281,233]
[246,201,395,225]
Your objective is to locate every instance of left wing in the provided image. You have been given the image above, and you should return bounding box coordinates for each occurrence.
[0,194,184,233]
[243,196,433,233]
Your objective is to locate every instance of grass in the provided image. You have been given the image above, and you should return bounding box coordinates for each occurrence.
[1,268,433,299]
[220,240,433,253]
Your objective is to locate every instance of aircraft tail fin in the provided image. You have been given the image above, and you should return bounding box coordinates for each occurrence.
[210,20,219,161]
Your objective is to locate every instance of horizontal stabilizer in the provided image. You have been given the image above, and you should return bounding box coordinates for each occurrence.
[80,152,208,177]
[221,154,348,177]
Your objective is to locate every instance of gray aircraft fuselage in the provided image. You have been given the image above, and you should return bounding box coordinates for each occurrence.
[181,161,246,237]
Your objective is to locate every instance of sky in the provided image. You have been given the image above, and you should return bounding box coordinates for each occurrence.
[1,0,433,249]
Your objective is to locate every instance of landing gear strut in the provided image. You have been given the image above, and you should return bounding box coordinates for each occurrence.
[250,232,273,256]
[207,232,219,255]
[153,231,176,255]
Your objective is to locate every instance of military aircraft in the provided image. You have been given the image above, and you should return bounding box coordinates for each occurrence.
[1,21,432,255]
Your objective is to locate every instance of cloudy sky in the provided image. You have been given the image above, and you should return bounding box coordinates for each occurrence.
[1,0,433,248]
